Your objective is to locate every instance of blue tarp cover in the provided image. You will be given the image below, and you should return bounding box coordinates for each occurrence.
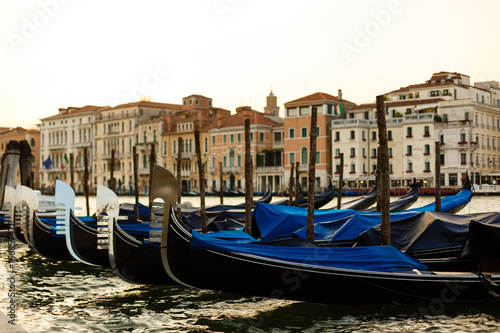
[190,230,427,272]
[252,203,356,241]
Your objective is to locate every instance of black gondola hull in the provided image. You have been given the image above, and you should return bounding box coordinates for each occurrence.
[69,212,110,266]
[164,208,500,305]
[31,212,73,261]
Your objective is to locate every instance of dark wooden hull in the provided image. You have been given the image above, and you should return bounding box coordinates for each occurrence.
[340,186,377,211]
[69,212,110,266]
[110,218,176,285]
[163,207,500,305]
[31,212,73,261]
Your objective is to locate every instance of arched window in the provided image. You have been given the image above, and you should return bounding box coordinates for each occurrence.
[30,138,35,147]
[301,147,308,165]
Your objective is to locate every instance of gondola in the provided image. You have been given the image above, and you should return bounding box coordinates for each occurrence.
[274,180,334,209]
[30,211,74,261]
[363,180,420,212]
[106,172,178,285]
[162,203,500,305]
[338,185,377,211]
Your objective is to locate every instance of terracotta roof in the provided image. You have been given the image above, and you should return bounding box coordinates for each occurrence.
[210,108,283,129]
[387,81,455,94]
[40,105,106,120]
[285,92,356,106]
[183,94,212,100]
[351,98,444,110]
[105,100,182,111]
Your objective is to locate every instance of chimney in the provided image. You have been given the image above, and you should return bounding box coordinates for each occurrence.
[338,89,343,101]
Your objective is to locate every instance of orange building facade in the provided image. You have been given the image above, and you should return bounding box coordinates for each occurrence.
[283,92,356,190]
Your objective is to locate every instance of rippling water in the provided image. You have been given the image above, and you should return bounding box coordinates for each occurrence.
[2,195,500,332]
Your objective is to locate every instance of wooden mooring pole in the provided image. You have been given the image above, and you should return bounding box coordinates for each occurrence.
[306,107,318,243]
[435,142,441,212]
[219,161,224,205]
[149,144,156,222]
[177,137,183,219]
[133,146,139,220]
[295,161,300,207]
[110,149,116,193]
[83,147,90,217]
[69,153,74,191]
[195,130,207,233]
[288,162,295,206]
[244,118,253,236]
[336,153,344,209]
[376,95,390,246]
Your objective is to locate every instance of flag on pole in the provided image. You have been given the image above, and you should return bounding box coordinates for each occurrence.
[385,105,389,115]
[42,156,52,169]
[64,154,69,165]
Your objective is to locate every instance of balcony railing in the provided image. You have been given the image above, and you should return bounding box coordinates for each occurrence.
[256,166,284,173]
[222,166,242,174]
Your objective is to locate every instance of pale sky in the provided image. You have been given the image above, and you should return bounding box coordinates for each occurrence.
[1,0,499,128]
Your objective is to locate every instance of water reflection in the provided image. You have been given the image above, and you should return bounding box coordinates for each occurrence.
[2,195,500,332]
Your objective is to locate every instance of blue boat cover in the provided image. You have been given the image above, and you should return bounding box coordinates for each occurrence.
[358,211,500,253]
[190,230,427,272]
[252,203,356,241]
[119,202,149,217]
[405,189,471,213]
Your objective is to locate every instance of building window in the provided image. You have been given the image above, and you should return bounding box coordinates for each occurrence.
[316,151,320,164]
[372,149,377,158]
[335,148,340,158]
[259,133,264,142]
[387,130,392,140]
[335,131,340,141]
[407,145,413,156]
[350,163,356,173]
[350,131,355,139]
[289,128,295,139]
[424,126,430,136]
[350,148,355,157]
[212,157,216,168]
[406,127,412,138]
[223,135,227,143]
[424,144,430,155]
[371,131,376,140]
[237,133,242,142]
[290,152,295,164]
[230,134,234,143]
[407,161,413,172]
[461,153,467,164]
[212,135,216,144]
[425,161,430,171]
[301,147,308,165]
[301,127,307,138]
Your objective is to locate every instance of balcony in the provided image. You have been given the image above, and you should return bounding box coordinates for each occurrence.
[299,164,309,172]
[181,170,191,177]
[209,167,217,174]
[181,151,193,159]
[102,152,123,160]
[138,167,150,175]
[222,166,242,174]
[256,166,284,173]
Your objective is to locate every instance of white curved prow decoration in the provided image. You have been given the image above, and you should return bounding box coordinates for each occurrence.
[55,180,85,263]
[14,185,22,234]
[3,186,16,227]
[96,185,120,251]
[21,186,39,247]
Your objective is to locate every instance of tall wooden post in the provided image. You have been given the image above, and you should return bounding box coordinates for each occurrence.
[288,162,295,206]
[244,118,253,236]
[133,146,139,220]
[110,149,116,193]
[195,130,207,232]
[435,142,441,212]
[149,143,156,221]
[83,148,90,216]
[307,107,318,243]
[376,147,381,212]
[336,153,344,209]
[177,137,183,219]
[19,140,33,188]
[376,95,390,246]
[295,161,300,206]
[0,141,20,206]
[219,161,224,204]
[69,153,74,191]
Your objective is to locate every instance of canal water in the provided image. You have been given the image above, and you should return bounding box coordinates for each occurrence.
[2,195,500,332]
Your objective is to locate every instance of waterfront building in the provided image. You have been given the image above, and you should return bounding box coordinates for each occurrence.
[0,126,40,189]
[209,94,284,193]
[159,94,231,193]
[331,71,500,188]
[39,105,102,193]
[93,99,181,195]
[284,91,356,190]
